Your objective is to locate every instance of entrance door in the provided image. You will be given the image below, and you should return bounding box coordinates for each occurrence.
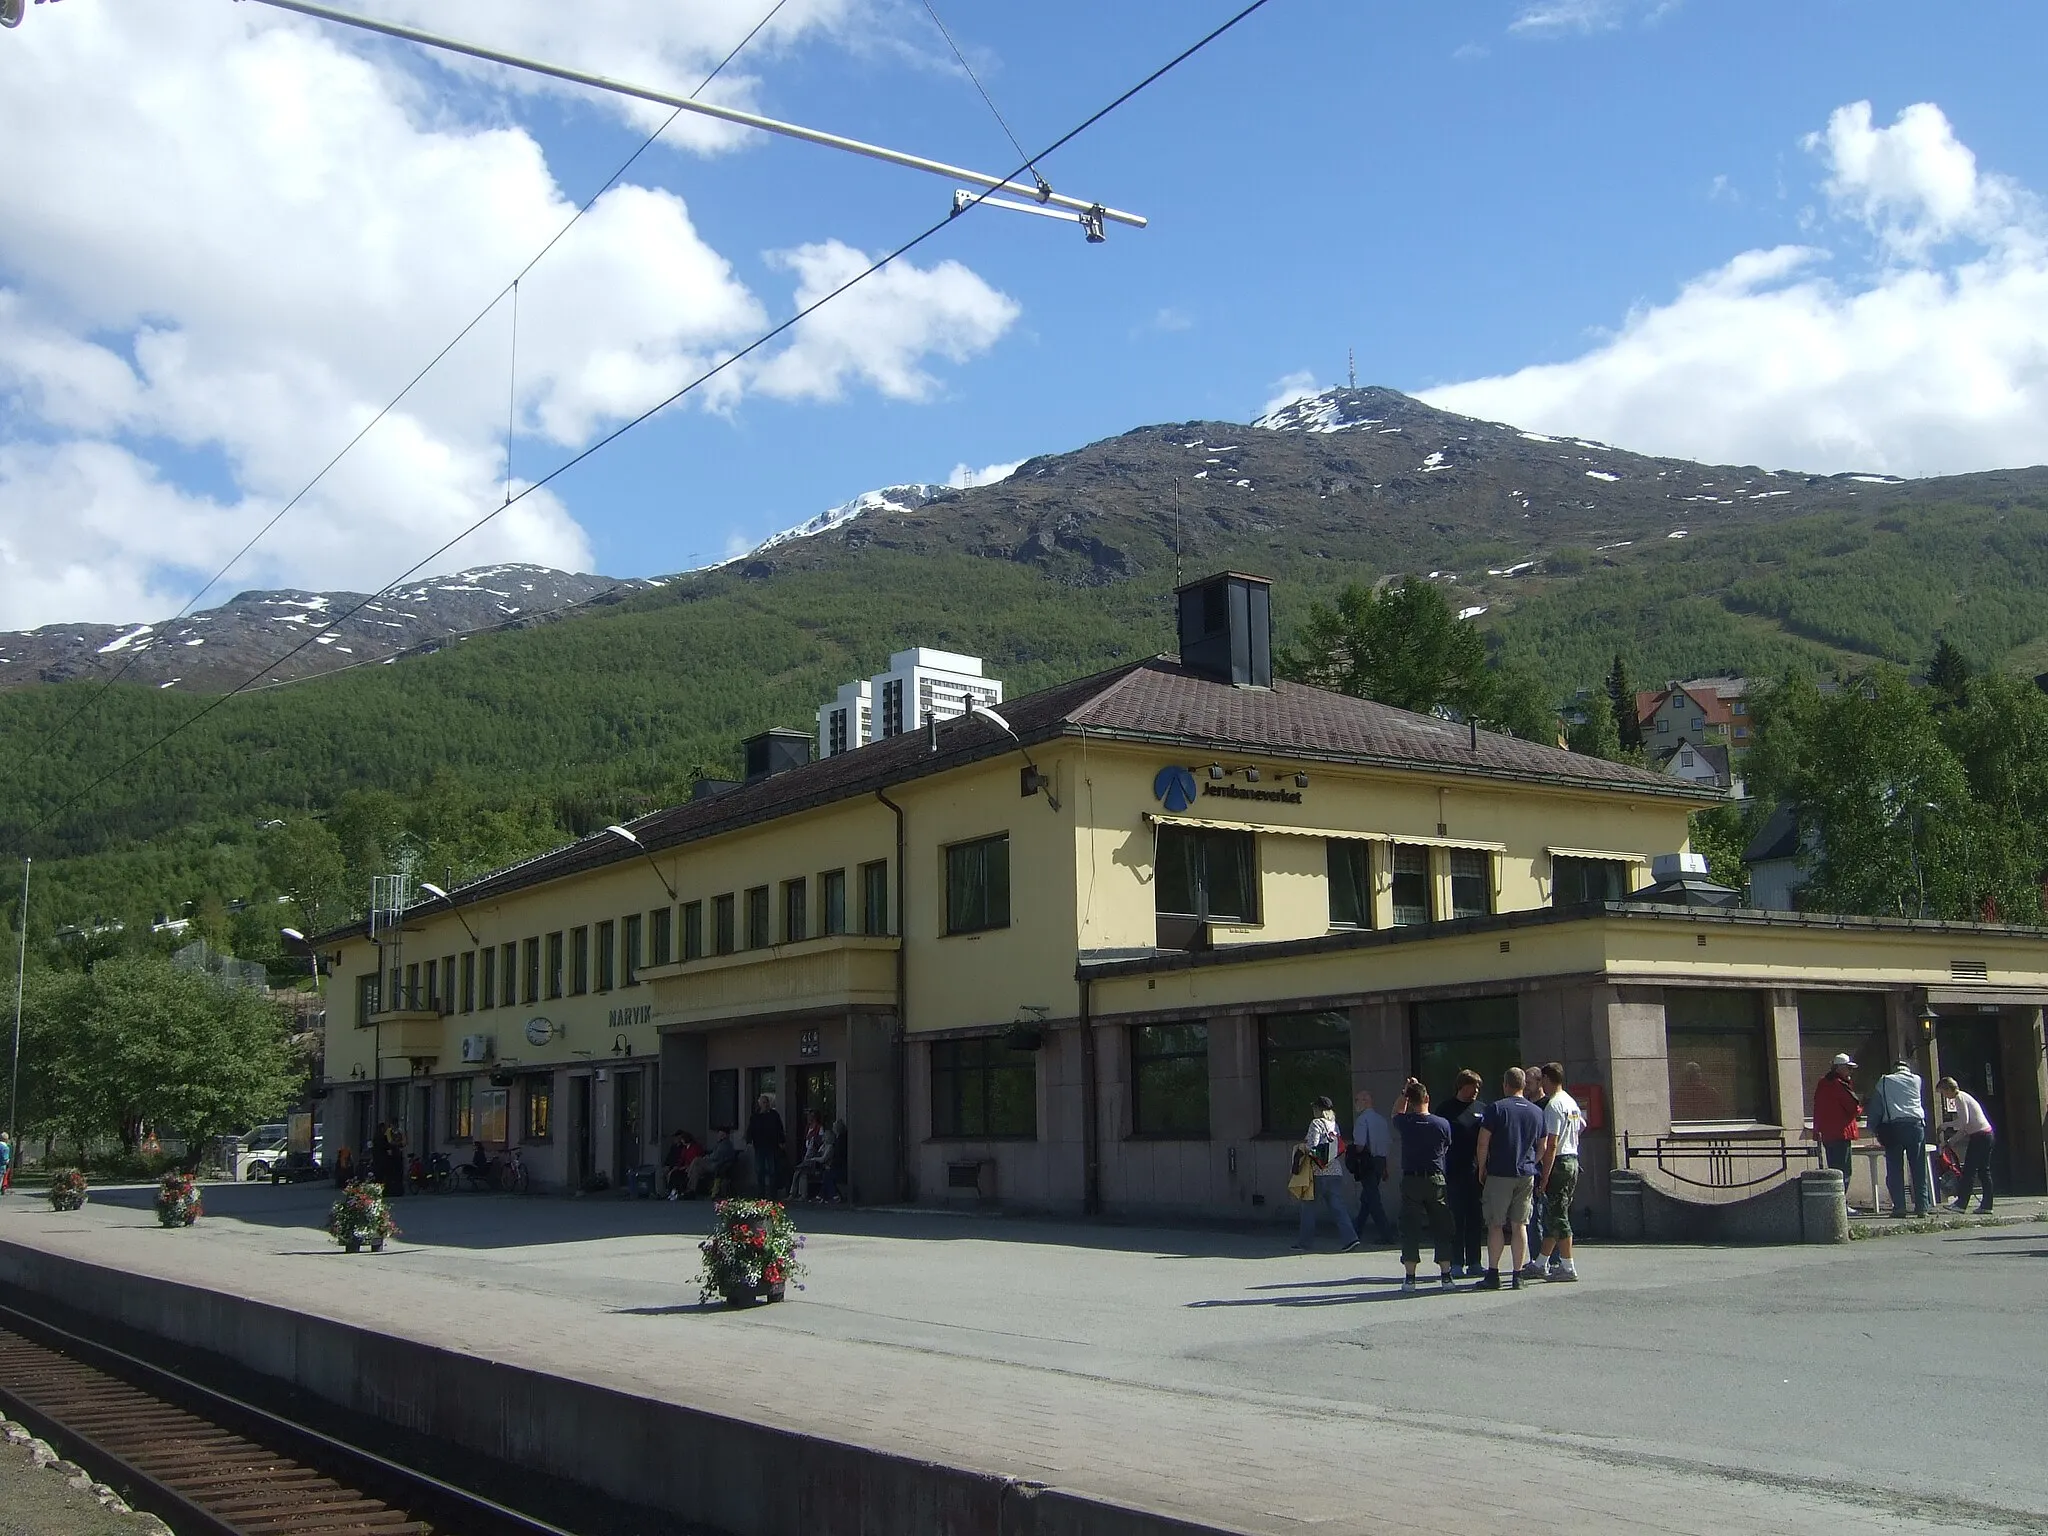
[1936,1016,2012,1190]
[790,1062,838,1138]
[570,1076,593,1188]
[614,1069,645,1174]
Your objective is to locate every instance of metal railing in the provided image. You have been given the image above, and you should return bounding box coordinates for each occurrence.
[1622,1130,1823,1192]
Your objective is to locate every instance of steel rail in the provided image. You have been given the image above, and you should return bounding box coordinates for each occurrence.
[0,1298,575,1536]
[243,0,1147,229]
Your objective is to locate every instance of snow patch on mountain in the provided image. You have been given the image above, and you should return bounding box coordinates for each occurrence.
[744,484,951,560]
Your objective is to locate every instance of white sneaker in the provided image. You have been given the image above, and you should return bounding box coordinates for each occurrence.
[1548,1263,1579,1282]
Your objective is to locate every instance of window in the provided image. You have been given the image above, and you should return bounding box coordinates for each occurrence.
[1553,855,1631,906]
[478,1087,509,1145]
[713,894,735,955]
[405,962,421,1010]
[683,901,704,961]
[881,678,904,737]
[501,943,517,1009]
[460,951,476,1014]
[828,708,849,756]
[448,1077,475,1141]
[1691,715,1705,732]
[929,1037,1037,1138]
[1155,824,1258,923]
[1412,995,1521,1108]
[1657,718,1669,734]
[1666,989,1772,1122]
[1732,701,1748,717]
[783,878,809,943]
[1796,992,1887,1109]
[570,927,589,995]
[388,965,401,1011]
[623,913,643,986]
[523,1077,553,1142]
[1390,844,1432,927]
[442,957,456,1015]
[860,861,890,936]
[1327,839,1374,929]
[1258,1011,1352,1133]
[821,869,847,936]
[356,973,380,1023]
[1131,1022,1209,1137]
[479,950,495,1010]
[1734,726,1749,740]
[945,834,1011,934]
[596,920,616,991]
[708,1068,740,1132]
[545,932,564,1000]
[521,938,540,1005]
[651,907,673,966]
[1449,849,1492,919]
[745,886,770,949]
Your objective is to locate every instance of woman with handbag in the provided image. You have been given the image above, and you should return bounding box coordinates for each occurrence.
[1289,1096,1360,1252]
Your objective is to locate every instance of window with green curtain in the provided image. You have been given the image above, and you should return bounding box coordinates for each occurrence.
[783,879,809,943]
[478,953,494,1011]
[683,901,704,960]
[745,886,770,949]
[595,920,615,991]
[1412,995,1521,1107]
[1258,1011,1352,1133]
[1666,988,1771,1122]
[713,894,735,955]
[459,951,475,1014]
[1155,825,1257,922]
[520,940,539,1005]
[929,1037,1038,1138]
[623,913,643,985]
[946,834,1011,934]
[545,932,564,999]
[1131,1022,1210,1136]
[651,907,673,966]
[1327,839,1373,928]
[821,869,847,935]
[861,861,890,936]
[570,926,589,994]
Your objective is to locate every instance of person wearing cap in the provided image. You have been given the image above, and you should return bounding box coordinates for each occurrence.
[1936,1076,1995,1213]
[1810,1053,1862,1193]
[1291,1095,1360,1253]
[1867,1058,1931,1218]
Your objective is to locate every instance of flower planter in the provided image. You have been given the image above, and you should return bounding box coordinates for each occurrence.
[328,1180,398,1254]
[155,1173,203,1228]
[48,1171,88,1212]
[699,1198,806,1308]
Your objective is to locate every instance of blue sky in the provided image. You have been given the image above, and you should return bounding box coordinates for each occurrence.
[3,0,2046,622]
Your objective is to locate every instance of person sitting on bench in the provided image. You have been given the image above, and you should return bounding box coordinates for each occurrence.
[457,1140,492,1191]
[663,1130,702,1200]
[685,1129,739,1199]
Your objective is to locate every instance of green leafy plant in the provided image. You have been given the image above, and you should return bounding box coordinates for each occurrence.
[699,1198,806,1306]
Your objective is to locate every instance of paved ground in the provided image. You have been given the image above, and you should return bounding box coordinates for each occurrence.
[1,1184,2044,1535]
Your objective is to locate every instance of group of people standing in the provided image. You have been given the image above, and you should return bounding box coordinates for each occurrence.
[1810,1052,1996,1216]
[1294,1063,1584,1292]
[663,1095,846,1203]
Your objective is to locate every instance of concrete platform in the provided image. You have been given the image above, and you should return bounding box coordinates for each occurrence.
[2,1183,2045,1535]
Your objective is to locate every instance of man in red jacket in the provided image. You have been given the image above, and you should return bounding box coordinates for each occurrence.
[1812,1053,1862,1194]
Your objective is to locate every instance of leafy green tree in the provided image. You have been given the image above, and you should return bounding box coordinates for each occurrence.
[1688,805,1749,893]
[261,817,350,935]
[1607,654,1644,754]
[1483,659,1563,744]
[1927,636,1973,710]
[1277,577,1491,718]
[1567,690,1621,761]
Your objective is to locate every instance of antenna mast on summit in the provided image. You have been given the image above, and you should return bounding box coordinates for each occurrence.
[1348,348,1356,391]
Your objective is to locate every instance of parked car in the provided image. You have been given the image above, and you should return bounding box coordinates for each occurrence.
[235,1132,289,1182]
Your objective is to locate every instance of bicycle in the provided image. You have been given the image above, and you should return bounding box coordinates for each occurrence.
[493,1148,529,1194]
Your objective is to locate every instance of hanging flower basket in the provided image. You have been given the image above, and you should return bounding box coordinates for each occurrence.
[327,1180,398,1253]
[155,1171,203,1228]
[48,1169,87,1212]
[699,1198,806,1307]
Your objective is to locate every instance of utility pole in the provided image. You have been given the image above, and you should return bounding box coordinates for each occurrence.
[8,857,27,1148]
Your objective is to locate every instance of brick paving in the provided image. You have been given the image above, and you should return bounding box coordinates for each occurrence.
[2,1185,2043,1535]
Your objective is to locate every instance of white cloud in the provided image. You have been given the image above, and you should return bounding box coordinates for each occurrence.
[1259,370,1325,421]
[1510,0,1677,36]
[0,1,1013,629]
[947,459,1022,489]
[747,240,1020,403]
[1424,102,2048,478]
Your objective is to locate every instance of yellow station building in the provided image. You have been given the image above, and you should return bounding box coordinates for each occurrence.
[318,573,2048,1228]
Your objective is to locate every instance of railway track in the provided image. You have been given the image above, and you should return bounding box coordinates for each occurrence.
[0,1301,574,1536]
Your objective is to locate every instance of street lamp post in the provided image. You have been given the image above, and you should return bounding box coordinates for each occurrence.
[603,826,679,901]
[8,857,28,1158]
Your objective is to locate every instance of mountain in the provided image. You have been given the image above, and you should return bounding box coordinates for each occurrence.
[0,566,653,692]
[6,385,2048,935]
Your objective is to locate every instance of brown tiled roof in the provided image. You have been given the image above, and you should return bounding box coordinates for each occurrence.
[316,657,1710,941]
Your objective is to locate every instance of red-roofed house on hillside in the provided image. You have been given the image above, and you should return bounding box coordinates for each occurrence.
[1637,677,1754,753]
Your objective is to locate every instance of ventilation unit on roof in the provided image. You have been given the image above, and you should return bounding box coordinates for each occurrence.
[743,728,812,783]
[1175,571,1272,688]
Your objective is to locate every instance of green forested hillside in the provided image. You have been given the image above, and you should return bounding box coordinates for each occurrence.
[4,390,2047,951]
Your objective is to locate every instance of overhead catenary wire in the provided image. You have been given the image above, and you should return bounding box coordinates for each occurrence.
[22,0,791,755]
[919,0,1048,197]
[27,0,1280,838]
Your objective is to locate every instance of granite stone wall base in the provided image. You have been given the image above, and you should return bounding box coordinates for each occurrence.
[1608,1169,1847,1245]
[0,1243,1241,1536]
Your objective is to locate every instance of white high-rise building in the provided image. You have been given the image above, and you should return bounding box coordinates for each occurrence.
[818,648,1001,755]
[818,680,873,758]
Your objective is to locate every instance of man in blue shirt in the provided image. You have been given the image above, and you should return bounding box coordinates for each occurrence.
[1472,1067,1548,1290]
[1391,1080,1455,1293]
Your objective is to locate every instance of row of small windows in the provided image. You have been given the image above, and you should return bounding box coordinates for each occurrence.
[1156,825,1512,931]
[360,861,892,1020]
[927,990,1892,1142]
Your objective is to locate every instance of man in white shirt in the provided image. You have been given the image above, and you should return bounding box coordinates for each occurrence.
[1535,1063,1584,1281]
[1351,1089,1396,1244]
[1936,1076,1995,1213]
[1868,1059,1931,1217]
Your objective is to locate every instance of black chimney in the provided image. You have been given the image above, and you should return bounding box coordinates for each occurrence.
[1175,571,1272,687]
[742,727,813,783]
